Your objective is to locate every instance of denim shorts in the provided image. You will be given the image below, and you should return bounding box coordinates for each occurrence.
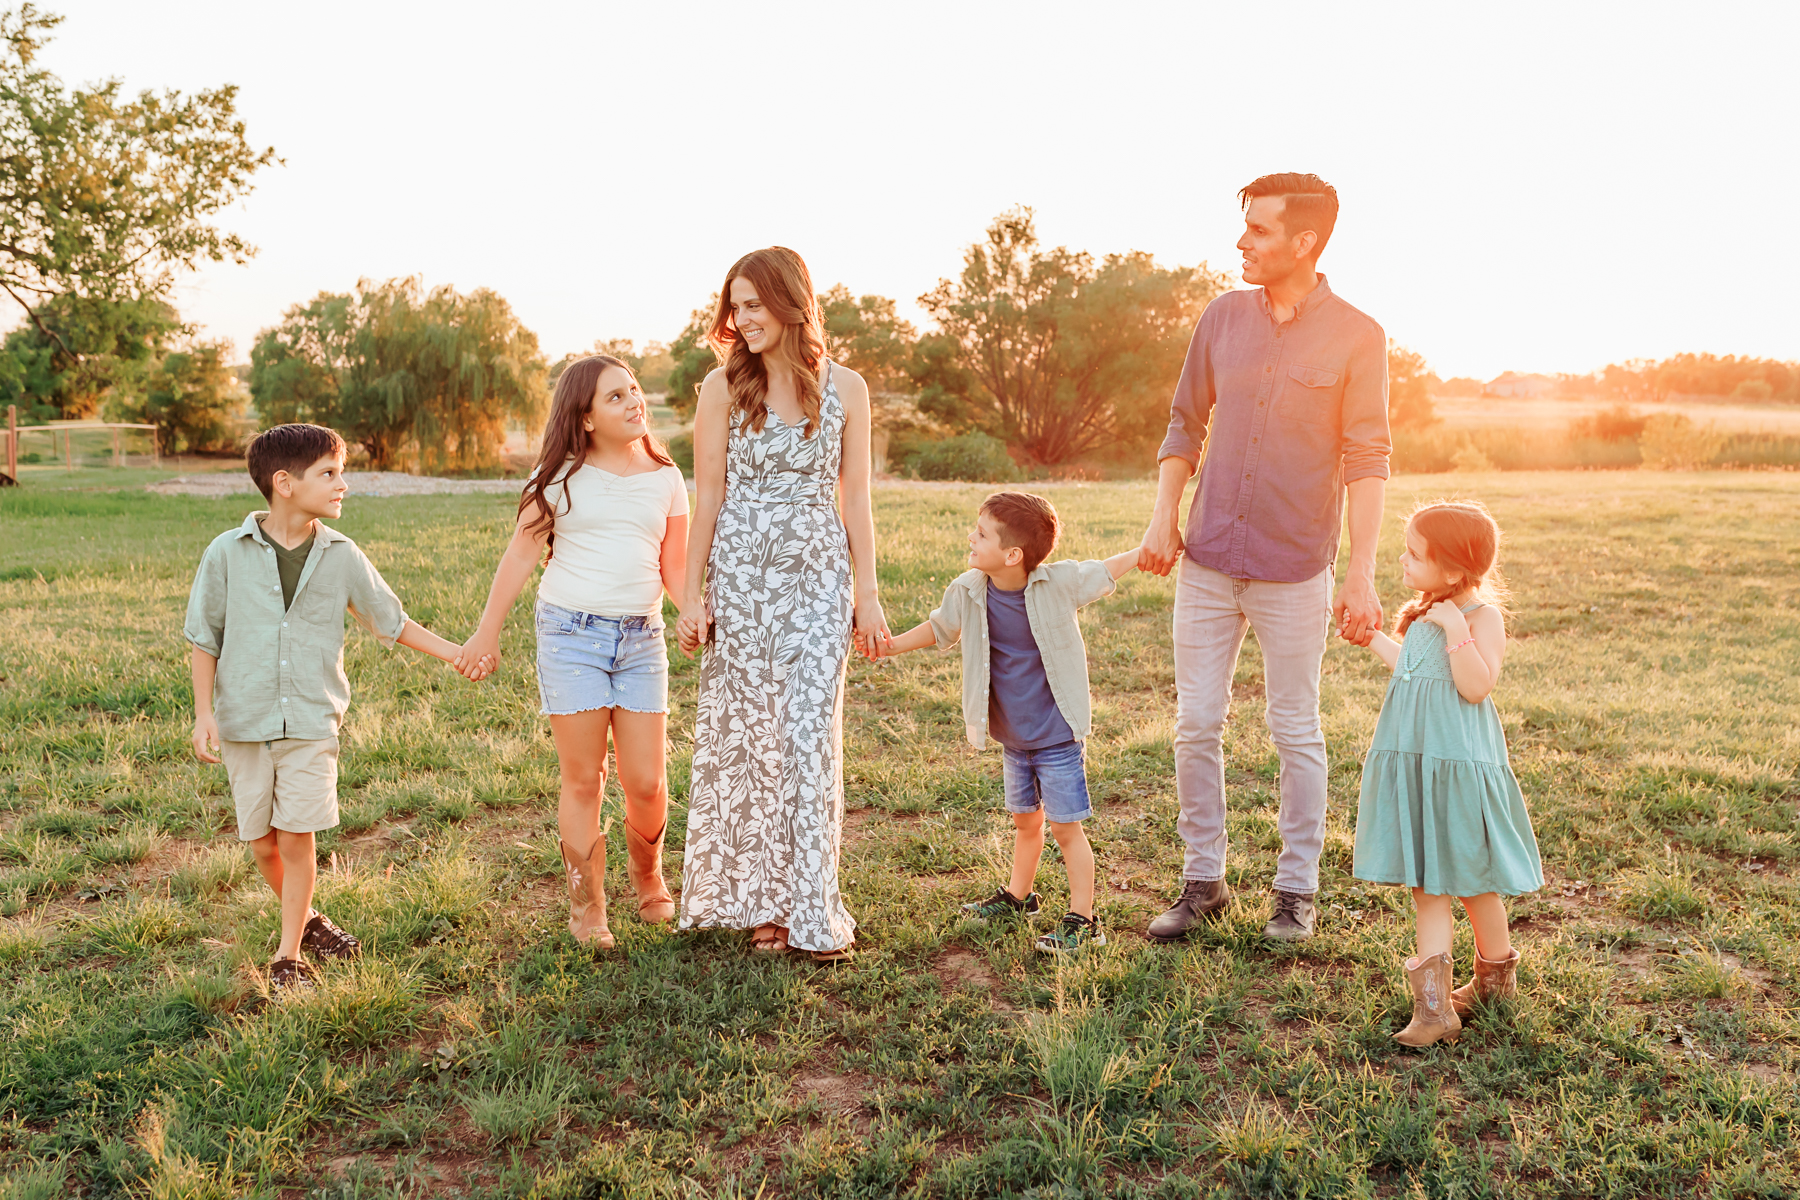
[535,600,669,716]
[1001,739,1092,824]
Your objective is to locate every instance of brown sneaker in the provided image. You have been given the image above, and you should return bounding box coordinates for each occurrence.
[1263,890,1316,942]
[269,957,318,992]
[301,911,361,960]
[1146,878,1232,943]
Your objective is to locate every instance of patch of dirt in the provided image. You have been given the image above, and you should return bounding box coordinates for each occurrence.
[792,1070,871,1116]
[933,947,1014,1011]
[1740,1062,1790,1084]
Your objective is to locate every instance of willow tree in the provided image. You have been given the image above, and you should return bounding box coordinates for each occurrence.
[915,208,1230,465]
[250,278,547,471]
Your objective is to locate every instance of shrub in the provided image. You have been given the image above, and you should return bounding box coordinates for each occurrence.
[1639,413,1727,470]
[1568,404,1648,442]
[665,431,694,475]
[898,432,1019,482]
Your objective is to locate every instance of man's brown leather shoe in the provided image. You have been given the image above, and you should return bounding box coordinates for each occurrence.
[1263,890,1317,941]
[1146,878,1232,943]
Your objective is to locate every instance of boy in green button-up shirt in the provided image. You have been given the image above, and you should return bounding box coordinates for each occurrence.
[184,424,466,990]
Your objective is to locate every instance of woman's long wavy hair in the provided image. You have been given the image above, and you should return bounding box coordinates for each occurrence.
[1394,500,1510,636]
[708,247,826,437]
[518,355,673,555]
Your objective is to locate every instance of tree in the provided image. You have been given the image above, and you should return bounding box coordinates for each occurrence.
[1387,342,1438,429]
[663,298,718,418]
[916,208,1229,465]
[104,338,243,452]
[0,6,275,372]
[820,285,916,394]
[0,292,179,420]
[250,278,547,472]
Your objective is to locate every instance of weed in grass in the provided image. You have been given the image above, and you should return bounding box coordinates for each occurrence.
[462,1062,579,1145]
[79,895,192,956]
[169,844,255,899]
[0,1160,69,1200]
[0,914,57,962]
[87,821,168,867]
[1668,946,1748,1000]
[1615,859,1712,921]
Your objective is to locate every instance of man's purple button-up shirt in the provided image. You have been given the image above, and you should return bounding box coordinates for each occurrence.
[1157,275,1391,583]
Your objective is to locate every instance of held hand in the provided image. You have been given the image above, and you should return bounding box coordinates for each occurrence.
[1332,573,1383,648]
[192,713,221,764]
[1139,519,1183,577]
[676,603,710,657]
[455,631,501,681]
[853,594,889,661]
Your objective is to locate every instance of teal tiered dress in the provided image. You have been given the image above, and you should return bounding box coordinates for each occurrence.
[1353,603,1544,897]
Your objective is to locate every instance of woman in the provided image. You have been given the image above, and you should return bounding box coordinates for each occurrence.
[459,356,688,949]
[675,246,886,963]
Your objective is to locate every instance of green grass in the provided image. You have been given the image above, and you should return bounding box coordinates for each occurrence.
[1,471,1797,1196]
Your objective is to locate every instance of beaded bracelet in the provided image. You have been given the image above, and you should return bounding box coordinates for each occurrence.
[1446,637,1476,654]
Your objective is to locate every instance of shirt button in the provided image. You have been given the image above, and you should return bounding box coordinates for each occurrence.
[281,697,288,703]
[1258,401,1265,407]
[1251,438,1259,445]
[1265,366,1272,372]
[1238,515,1246,521]
[281,660,288,666]
[282,621,288,628]
[1245,473,1252,480]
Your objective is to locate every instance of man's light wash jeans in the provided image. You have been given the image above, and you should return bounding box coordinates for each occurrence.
[1172,559,1332,893]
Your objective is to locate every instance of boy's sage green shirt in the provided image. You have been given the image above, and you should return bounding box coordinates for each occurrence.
[183,512,409,742]
[928,559,1116,750]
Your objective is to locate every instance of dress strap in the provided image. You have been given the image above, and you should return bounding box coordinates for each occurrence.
[1458,601,1486,612]
[822,359,834,391]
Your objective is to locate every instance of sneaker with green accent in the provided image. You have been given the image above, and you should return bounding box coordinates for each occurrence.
[1035,912,1106,954]
[961,886,1041,923]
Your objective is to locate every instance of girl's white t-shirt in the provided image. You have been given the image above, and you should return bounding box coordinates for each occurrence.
[536,461,688,617]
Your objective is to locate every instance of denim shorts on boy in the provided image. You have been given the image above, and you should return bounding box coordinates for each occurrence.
[219,736,340,841]
[535,599,669,716]
[1002,739,1092,824]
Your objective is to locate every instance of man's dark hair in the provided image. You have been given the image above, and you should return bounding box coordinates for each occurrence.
[1239,172,1339,263]
[980,491,1060,573]
[246,424,347,501]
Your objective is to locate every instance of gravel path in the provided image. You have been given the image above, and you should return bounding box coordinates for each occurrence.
[146,471,527,498]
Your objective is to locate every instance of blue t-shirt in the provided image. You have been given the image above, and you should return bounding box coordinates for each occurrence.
[986,583,1076,750]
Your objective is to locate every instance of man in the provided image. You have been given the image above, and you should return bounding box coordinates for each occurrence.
[1140,172,1390,943]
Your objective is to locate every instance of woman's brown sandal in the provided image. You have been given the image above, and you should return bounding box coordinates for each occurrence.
[810,945,856,966]
[750,925,789,955]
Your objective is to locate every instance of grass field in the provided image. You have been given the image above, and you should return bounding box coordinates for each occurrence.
[1,471,1797,1198]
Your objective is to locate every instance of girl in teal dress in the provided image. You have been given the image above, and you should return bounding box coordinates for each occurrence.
[1351,500,1542,1047]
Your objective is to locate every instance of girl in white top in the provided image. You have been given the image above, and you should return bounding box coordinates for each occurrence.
[459,355,688,950]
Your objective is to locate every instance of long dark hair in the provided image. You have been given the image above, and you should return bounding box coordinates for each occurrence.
[519,355,674,551]
[708,246,826,437]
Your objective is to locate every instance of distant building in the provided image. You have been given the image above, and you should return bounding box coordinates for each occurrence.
[1484,372,1558,398]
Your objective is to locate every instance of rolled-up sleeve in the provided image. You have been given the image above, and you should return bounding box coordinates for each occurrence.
[1340,327,1392,484]
[183,541,228,658]
[1157,315,1214,467]
[344,546,408,648]
[928,584,966,651]
[1047,559,1117,608]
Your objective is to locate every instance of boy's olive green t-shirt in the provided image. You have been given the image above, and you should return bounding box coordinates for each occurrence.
[260,521,315,610]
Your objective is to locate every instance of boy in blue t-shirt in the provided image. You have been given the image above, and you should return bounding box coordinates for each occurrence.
[877,492,1139,953]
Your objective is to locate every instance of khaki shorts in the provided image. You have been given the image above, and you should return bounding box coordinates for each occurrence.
[219,737,341,840]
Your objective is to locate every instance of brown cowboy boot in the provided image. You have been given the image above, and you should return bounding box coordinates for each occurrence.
[1394,952,1462,1047]
[560,837,615,949]
[624,821,676,925]
[1451,946,1519,1017]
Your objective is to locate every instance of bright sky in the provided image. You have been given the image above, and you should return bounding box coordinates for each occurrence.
[44,1,1800,384]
